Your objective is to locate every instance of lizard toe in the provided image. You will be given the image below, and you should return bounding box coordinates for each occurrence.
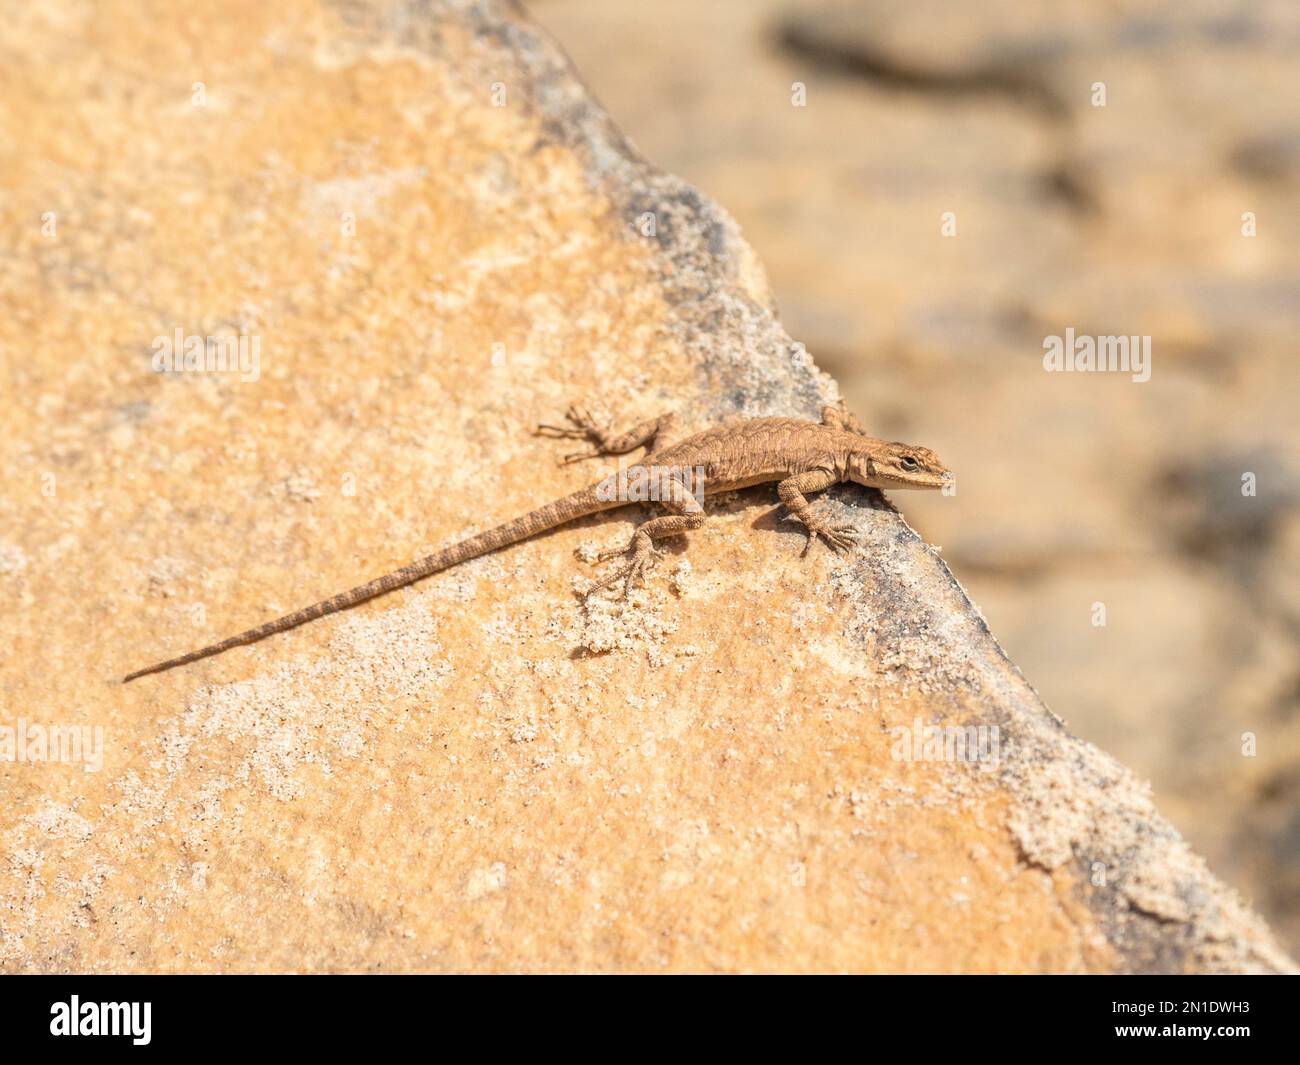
[535,422,586,440]
[620,555,658,597]
[798,520,859,556]
[823,523,860,552]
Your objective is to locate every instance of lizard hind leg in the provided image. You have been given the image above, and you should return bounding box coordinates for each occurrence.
[585,514,704,598]
[536,405,679,464]
[585,474,703,598]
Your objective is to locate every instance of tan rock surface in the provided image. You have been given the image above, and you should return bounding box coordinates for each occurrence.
[0,0,1292,972]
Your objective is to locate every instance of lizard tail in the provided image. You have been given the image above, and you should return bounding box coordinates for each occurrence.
[123,485,613,682]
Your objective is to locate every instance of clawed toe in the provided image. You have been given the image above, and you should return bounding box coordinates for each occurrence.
[534,420,585,440]
[800,521,860,556]
[620,553,660,596]
[564,405,601,434]
[537,405,609,455]
[823,524,860,552]
[584,544,662,598]
[583,564,636,599]
[566,404,595,427]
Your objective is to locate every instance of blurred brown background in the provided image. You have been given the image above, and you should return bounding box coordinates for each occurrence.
[529,0,1300,950]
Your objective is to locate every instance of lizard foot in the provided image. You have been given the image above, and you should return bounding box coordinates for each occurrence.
[585,538,663,598]
[798,518,860,557]
[538,403,618,462]
[535,403,597,439]
[535,405,611,464]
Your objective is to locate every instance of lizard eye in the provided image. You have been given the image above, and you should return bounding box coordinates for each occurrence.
[899,456,920,472]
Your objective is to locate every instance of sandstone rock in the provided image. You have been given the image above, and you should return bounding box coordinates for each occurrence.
[0,0,1291,973]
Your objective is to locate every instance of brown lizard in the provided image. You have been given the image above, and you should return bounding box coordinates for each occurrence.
[122,405,951,682]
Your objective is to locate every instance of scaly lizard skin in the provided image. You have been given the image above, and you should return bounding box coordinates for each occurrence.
[123,405,951,681]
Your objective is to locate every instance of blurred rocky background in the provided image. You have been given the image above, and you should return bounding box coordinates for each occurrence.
[529,0,1300,952]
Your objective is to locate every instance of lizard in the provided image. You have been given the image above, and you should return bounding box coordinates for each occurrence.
[122,405,952,682]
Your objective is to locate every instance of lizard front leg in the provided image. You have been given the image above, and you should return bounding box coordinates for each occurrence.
[777,469,860,556]
[586,473,703,597]
[536,406,680,464]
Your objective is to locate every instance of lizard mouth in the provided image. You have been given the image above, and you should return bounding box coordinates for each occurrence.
[880,472,951,490]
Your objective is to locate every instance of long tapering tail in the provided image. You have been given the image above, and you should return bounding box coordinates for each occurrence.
[123,485,614,682]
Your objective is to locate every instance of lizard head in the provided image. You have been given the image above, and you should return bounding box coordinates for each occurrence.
[848,438,952,491]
